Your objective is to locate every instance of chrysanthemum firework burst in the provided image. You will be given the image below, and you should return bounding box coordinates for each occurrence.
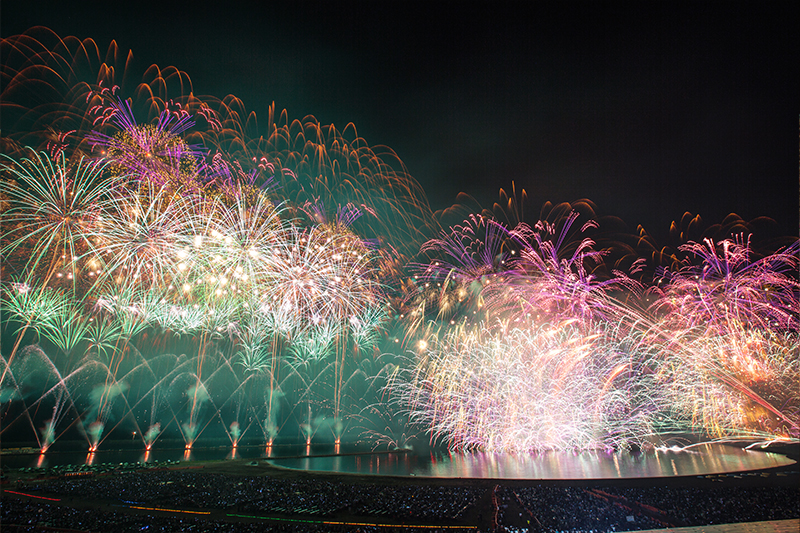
[198,186,290,297]
[1,150,122,282]
[87,97,204,192]
[262,217,383,339]
[87,184,199,290]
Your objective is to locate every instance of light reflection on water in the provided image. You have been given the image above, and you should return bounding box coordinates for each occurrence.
[267,443,795,479]
[4,441,794,479]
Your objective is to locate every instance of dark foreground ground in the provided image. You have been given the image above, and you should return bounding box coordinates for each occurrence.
[1,444,798,533]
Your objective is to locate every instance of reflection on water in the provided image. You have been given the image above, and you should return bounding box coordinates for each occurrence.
[3,441,794,479]
[2,441,374,470]
[267,443,795,479]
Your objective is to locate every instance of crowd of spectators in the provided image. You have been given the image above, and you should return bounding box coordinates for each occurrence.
[352,485,479,520]
[240,478,354,515]
[40,470,269,509]
[600,485,799,526]
[24,469,482,521]
[4,466,484,530]
[498,486,663,533]
[493,482,799,533]
[1,463,798,532]
[0,497,391,532]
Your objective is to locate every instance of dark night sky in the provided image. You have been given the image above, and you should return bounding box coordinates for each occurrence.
[2,1,798,239]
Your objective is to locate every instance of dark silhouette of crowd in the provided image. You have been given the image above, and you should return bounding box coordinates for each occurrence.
[600,485,799,527]
[1,463,798,532]
[497,486,664,532]
[2,465,482,532]
[15,468,481,520]
[494,480,799,533]
[351,485,478,520]
[0,497,390,532]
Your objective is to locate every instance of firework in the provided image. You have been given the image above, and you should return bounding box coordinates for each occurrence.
[1,151,122,281]
[1,28,796,454]
[651,236,799,334]
[400,214,799,451]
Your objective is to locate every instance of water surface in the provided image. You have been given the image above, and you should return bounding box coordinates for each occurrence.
[267,443,794,479]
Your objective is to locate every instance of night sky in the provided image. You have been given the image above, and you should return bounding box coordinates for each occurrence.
[2,1,798,240]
